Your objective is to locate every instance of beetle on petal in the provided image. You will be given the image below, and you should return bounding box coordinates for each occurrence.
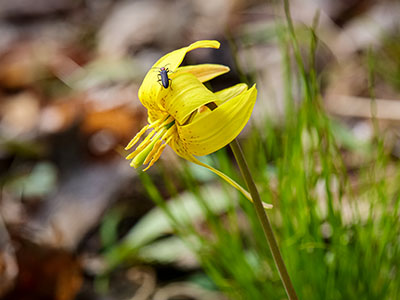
[157,66,172,88]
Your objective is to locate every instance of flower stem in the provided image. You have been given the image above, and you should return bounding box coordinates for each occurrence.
[229,139,298,300]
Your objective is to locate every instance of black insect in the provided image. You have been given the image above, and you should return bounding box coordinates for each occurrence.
[157,66,172,88]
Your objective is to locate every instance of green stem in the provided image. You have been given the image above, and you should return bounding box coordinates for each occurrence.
[230,139,298,300]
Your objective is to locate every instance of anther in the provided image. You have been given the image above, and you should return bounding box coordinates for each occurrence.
[125,124,149,150]
[143,140,162,165]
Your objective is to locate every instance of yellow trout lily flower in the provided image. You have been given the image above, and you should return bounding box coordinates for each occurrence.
[126,40,269,206]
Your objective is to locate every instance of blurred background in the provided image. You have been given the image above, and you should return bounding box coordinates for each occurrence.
[1,0,400,299]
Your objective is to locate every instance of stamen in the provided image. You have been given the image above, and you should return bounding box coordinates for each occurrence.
[143,143,169,171]
[126,128,166,159]
[147,118,167,131]
[143,140,162,165]
[125,116,169,150]
[126,135,153,159]
[142,136,173,171]
[149,118,162,128]
[142,129,157,143]
[160,126,175,142]
[125,124,149,150]
[143,125,175,165]
[155,115,174,130]
[126,114,175,170]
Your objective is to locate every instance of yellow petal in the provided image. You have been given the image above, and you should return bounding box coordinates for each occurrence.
[214,83,248,106]
[147,108,168,124]
[138,40,220,111]
[177,85,257,156]
[158,73,218,125]
[187,154,253,201]
[175,64,229,83]
[153,40,220,72]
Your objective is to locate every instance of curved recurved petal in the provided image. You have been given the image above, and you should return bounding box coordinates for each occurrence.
[190,156,273,209]
[168,136,272,208]
[138,40,220,110]
[175,64,229,83]
[158,73,218,125]
[177,85,257,156]
[214,83,248,106]
[154,40,220,72]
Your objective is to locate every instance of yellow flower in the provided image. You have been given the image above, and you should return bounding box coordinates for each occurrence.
[126,40,265,205]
